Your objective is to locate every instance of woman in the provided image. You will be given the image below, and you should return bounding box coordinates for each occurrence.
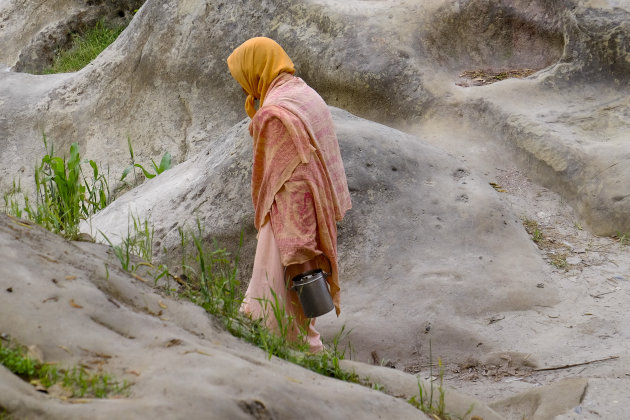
[227,37,351,352]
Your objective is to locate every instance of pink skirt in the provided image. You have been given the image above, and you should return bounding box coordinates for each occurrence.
[240,222,323,353]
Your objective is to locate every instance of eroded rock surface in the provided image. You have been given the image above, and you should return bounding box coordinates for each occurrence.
[1,0,630,234]
[3,0,630,418]
[87,107,557,365]
[0,214,428,419]
[424,0,566,73]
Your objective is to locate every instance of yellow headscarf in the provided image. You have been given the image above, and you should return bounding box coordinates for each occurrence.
[227,37,295,118]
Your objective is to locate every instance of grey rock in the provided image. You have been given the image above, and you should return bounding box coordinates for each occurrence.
[0,213,424,419]
[489,377,588,420]
[2,0,630,417]
[87,107,557,364]
[2,0,630,234]
[566,256,582,265]
[340,359,505,420]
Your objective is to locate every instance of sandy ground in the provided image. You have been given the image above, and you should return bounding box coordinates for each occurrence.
[410,112,630,418]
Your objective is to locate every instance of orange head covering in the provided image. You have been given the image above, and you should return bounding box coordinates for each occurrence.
[227,37,295,118]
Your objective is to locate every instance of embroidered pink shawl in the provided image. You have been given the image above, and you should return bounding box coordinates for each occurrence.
[249,73,351,314]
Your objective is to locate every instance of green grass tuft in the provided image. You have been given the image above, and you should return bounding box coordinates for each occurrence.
[3,137,111,239]
[3,136,171,240]
[44,20,125,74]
[0,340,128,399]
[407,343,466,420]
[120,136,173,188]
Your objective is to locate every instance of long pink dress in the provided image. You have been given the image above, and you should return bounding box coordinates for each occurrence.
[240,73,351,353]
[241,221,323,352]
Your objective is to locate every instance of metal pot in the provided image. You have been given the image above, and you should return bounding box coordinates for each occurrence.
[290,269,334,318]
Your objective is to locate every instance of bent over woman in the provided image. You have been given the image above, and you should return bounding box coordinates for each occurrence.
[227,37,351,353]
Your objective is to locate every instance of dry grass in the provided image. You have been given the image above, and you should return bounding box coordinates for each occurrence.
[457,68,538,87]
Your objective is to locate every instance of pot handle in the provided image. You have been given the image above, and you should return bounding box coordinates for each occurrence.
[284,254,333,284]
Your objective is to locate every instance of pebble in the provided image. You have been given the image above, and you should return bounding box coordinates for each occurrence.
[566,256,582,265]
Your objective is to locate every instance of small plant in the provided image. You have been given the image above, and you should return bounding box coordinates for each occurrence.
[143,261,173,289]
[408,362,450,419]
[120,137,172,187]
[43,19,125,74]
[3,138,112,240]
[101,230,133,271]
[371,382,385,391]
[614,231,629,247]
[407,342,467,420]
[550,254,568,269]
[267,288,293,349]
[28,138,84,239]
[99,215,177,292]
[129,212,154,262]
[522,217,575,271]
[247,292,298,361]
[62,366,128,398]
[184,220,243,329]
[2,179,25,218]
[523,218,543,243]
[81,159,112,214]
[531,228,543,242]
[0,343,37,378]
[0,340,127,399]
[3,136,171,241]
[495,72,508,80]
[99,213,153,271]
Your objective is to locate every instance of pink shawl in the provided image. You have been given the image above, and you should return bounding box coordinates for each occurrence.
[249,73,351,314]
